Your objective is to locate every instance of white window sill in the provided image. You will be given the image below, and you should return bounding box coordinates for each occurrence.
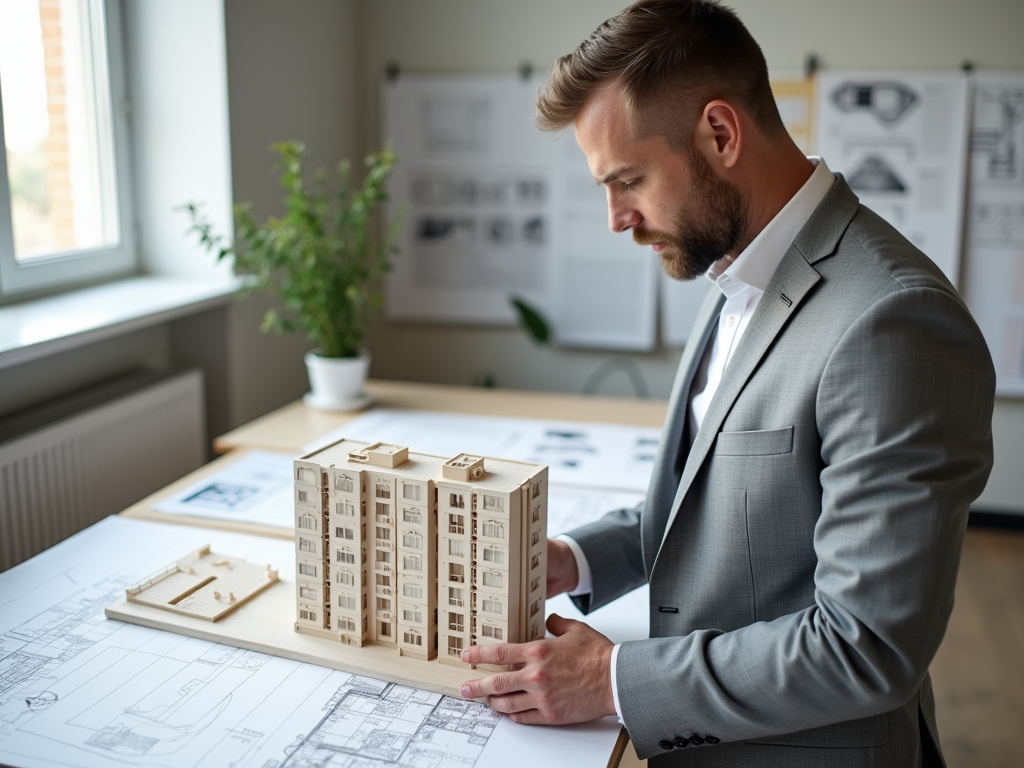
[0,275,243,371]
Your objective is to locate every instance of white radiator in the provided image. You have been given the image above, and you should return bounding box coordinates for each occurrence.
[0,369,206,572]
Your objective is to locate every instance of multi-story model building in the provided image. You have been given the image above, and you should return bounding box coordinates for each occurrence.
[293,439,547,666]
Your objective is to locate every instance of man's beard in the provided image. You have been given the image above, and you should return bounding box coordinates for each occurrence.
[633,148,747,281]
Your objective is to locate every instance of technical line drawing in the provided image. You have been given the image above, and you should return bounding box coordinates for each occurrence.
[846,155,909,193]
[972,84,1024,182]
[831,81,919,125]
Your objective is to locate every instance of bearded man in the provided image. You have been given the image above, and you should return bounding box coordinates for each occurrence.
[459,2,996,765]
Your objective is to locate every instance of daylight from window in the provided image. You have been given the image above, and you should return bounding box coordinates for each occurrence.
[0,0,119,261]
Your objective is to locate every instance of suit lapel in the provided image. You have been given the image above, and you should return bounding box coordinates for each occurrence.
[656,175,861,553]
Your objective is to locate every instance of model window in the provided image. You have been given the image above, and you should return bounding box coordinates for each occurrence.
[298,515,316,530]
[298,467,316,483]
[376,573,391,587]
[376,480,391,499]
[376,550,391,563]
[531,553,540,570]
[483,570,503,588]
[337,570,355,586]
[531,576,541,593]
[299,586,316,599]
[448,637,463,656]
[532,483,541,498]
[482,598,503,615]
[337,550,355,565]
[404,555,422,571]
[448,514,464,534]
[375,502,390,517]
[337,501,355,516]
[403,483,421,501]
[299,563,316,577]
[531,530,540,546]
[448,587,464,606]
[449,492,464,508]
[482,547,505,564]
[482,625,503,640]
[449,563,465,583]
[449,613,464,631]
[403,532,421,549]
[339,595,357,610]
[532,504,541,523]
[404,631,422,646]
[339,617,356,631]
[403,608,422,623]
[299,537,316,552]
[403,508,421,523]
[482,521,503,539]
[376,526,391,540]
[403,582,423,599]
[379,621,391,636]
[336,526,354,540]
[448,540,464,557]
[377,597,391,611]
[299,609,317,621]
[297,489,309,504]
[530,598,542,617]
[482,495,503,511]
[336,474,353,493]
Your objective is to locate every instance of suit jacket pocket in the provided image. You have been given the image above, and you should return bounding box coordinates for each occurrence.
[714,426,794,456]
[745,712,889,749]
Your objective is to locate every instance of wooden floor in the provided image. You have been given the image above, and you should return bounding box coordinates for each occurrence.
[618,527,1024,768]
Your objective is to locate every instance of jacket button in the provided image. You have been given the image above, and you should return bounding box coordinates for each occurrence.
[689,734,705,746]
[705,735,720,745]
[659,740,674,750]
[673,737,689,748]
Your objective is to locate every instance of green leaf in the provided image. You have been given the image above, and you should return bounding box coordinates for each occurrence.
[510,296,551,345]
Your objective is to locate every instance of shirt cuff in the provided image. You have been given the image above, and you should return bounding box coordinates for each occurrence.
[610,643,624,723]
[556,534,593,597]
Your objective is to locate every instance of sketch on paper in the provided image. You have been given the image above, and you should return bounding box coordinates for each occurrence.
[961,75,1024,397]
[815,71,969,287]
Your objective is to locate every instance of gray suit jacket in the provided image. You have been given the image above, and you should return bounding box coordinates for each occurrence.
[568,177,995,767]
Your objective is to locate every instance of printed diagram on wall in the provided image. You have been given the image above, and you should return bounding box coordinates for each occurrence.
[961,74,1024,397]
[815,71,970,287]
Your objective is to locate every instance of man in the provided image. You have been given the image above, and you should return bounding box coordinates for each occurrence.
[459,1,996,765]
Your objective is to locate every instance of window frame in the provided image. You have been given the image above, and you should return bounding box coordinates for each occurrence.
[0,0,137,298]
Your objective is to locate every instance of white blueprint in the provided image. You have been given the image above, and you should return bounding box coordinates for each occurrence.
[815,71,970,287]
[961,73,1024,397]
[0,517,623,768]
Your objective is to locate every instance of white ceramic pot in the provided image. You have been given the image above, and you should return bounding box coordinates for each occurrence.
[303,349,372,411]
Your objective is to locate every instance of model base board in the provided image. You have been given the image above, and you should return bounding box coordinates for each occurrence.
[106,576,491,699]
[124,545,279,621]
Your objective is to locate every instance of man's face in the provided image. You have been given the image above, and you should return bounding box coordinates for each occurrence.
[574,87,747,280]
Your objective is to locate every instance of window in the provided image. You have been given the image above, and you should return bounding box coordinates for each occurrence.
[403,582,422,599]
[299,563,316,577]
[299,586,316,599]
[531,530,540,546]
[299,609,317,621]
[483,570,503,588]
[482,521,503,539]
[403,508,421,524]
[404,631,422,646]
[482,495,502,511]
[377,597,391,611]
[299,537,316,552]
[0,0,137,296]
[448,637,463,656]
[336,501,355,517]
[448,514,464,534]
[375,502,390,517]
[297,490,309,504]
[449,563,464,583]
[482,598,502,615]
[531,576,540,593]
[298,515,316,530]
[403,532,421,549]
[379,621,391,637]
[335,526,354,540]
[530,598,541,617]
[376,481,390,499]
[298,467,316,483]
[532,504,541,523]
[339,595,357,610]
[375,526,390,541]
[448,587,464,607]
[336,549,355,565]
[337,570,355,586]
[449,612,464,631]
[531,553,540,571]
[403,483,421,502]
[403,608,422,623]
[403,555,421,572]
[339,617,356,631]
[376,573,391,587]
[448,540,464,557]
[376,550,391,564]
[336,474,353,493]
[483,547,505,565]
[449,493,464,508]
[482,625,503,640]
[532,483,541,498]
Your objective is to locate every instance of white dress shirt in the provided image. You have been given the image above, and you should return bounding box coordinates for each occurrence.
[557,157,836,723]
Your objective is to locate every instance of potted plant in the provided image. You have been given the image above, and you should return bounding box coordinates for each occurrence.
[184,141,399,410]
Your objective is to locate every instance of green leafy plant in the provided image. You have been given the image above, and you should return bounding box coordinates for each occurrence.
[183,141,400,359]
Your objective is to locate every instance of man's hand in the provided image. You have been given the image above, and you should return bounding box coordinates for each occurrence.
[459,613,616,725]
[546,538,579,597]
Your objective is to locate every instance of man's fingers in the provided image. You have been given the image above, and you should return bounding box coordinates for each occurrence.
[486,692,533,715]
[545,612,576,636]
[461,670,523,699]
[507,708,552,726]
[460,642,528,667]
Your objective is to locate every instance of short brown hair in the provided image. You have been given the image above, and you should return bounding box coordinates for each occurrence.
[536,0,784,149]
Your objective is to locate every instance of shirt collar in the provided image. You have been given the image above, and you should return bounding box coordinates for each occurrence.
[707,157,835,297]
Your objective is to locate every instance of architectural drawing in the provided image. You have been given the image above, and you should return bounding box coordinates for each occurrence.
[294,439,548,667]
[846,155,908,193]
[831,80,919,125]
[972,82,1024,182]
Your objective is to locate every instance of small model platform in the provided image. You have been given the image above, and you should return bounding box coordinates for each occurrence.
[124,546,278,621]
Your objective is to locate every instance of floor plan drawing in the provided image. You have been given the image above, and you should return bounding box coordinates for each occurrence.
[0,517,621,768]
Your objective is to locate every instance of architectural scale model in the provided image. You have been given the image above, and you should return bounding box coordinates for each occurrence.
[124,545,279,621]
[293,439,547,665]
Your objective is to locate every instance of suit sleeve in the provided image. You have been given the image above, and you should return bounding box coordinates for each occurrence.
[615,286,995,756]
[564,501,648,614]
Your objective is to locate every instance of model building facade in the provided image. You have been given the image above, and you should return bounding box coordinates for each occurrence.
[293,439,547,664]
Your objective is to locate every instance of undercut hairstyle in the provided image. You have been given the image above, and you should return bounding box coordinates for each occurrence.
[536,0,785,150]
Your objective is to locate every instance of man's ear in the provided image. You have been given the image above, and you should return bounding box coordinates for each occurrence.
[695,100,742,170]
